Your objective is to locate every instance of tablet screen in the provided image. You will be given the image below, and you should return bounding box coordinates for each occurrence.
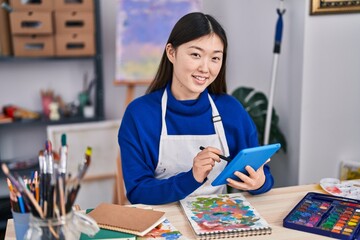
[211,143,281,186]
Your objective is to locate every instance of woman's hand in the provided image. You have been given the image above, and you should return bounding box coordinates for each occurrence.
[226,159,270,191]
[192,147,222,183]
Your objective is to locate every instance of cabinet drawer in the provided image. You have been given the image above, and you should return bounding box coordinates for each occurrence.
[54,0,93,11]
[55,33,94,56]
[12,35,54,57]
[55,11,94,33]
[10,11,53,35]
[10,0,53,11]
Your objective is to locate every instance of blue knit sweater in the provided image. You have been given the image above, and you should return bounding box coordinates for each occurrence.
[118,85,274,205]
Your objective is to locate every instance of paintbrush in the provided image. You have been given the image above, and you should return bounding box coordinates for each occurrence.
[1,163,22,192]
[76,146,92,181]
[65,147,92,213]
[59,134,68,176]
[17,177,45,219]
[2,163,44,218]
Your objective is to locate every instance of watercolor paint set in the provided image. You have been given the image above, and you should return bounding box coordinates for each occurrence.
[283,192,360,239]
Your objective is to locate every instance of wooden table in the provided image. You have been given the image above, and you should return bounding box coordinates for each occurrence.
[5,183,332,239]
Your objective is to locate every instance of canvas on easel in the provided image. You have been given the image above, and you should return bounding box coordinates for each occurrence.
[115,0,202,82]
[114,0,203,110]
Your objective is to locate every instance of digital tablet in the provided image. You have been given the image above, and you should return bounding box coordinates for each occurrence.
[211,143,281,186]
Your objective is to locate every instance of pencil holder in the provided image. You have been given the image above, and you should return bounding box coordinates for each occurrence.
[12,210,30,240]
[23,210,99,240]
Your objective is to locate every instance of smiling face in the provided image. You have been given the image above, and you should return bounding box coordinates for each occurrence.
[166,34,224,100]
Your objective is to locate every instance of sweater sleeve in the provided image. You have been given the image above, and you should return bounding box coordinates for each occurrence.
[118,104,203,205]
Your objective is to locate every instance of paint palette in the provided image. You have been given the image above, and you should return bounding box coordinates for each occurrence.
[283,192,360,239]
[320,178,360,200]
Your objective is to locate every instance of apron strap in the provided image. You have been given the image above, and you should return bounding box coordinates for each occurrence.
[161,90,168,135]
[208,95,230,157]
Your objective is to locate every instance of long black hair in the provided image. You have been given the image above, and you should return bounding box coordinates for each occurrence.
[146,12,228,94]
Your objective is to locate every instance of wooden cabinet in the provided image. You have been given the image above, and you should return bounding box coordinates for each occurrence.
[0,0,103,231]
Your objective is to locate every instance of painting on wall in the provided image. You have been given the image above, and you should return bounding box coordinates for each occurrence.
[115,0,202,82]
[311,0,360,15]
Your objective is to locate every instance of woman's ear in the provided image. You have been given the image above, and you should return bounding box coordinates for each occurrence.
[166,43,175,63]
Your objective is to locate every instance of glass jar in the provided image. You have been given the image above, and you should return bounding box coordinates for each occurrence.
[24,211,99,240]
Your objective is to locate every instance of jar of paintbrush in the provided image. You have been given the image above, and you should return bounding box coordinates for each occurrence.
[2,137,98,239]
[24,210,99,240]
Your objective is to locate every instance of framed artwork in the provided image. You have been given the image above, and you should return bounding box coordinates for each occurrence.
[311,0,360,15]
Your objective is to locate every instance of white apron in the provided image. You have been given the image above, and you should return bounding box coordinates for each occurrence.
[155,90,230,196]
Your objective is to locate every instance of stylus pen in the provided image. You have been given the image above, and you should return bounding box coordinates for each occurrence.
[199,146,232,162]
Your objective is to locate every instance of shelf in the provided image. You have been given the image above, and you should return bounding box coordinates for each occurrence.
[0,0,104,181]
[0,115,104,129]
[0,0,104,128]
[0,56,97,62]
[0,161,39,179]
[0,0,104,230]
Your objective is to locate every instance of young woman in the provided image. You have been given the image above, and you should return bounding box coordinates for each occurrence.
[118,12,274,205]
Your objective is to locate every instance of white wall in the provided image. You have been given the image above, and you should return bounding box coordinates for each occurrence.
[207,0,360,186]
[1,0,360,188]
[299,0,360,184]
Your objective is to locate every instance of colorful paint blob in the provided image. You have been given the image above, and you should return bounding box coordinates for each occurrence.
[180,193,271,238]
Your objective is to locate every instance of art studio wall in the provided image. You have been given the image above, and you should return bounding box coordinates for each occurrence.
[1,0,360,188]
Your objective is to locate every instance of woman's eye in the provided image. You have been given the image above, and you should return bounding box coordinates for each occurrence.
[213,57,221,62]
[191,53,201,58]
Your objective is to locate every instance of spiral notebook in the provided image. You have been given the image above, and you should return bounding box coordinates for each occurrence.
[87,203,166,237]
[179,193,271,239]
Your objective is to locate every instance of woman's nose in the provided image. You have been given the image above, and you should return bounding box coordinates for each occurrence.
[198,59,209,73]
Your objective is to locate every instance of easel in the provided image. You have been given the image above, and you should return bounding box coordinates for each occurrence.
[112,80,151,205]
[113,80,152,106]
